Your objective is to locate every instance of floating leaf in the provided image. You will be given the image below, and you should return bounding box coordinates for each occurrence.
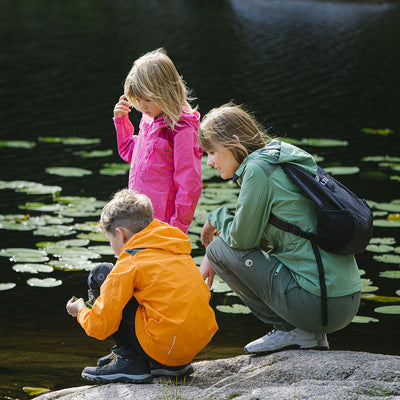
[373,219,400,228]
[12,263,53,274]
[100,163,130,176]
[23,387,51,396]
[216,304,252,314]
[373,254,400,264]
[49,259,95,271]
[27,215,74,226]
[361,278,378,293]
[36,239,90,249]
[74,149,113,158]
[0,248,48,263]
[0,221,35,231]
[374,305,400,315]
[374,202,400,213]
[46,167,92,177]
[51,247,101,260]
[297,138,348,147]
[19,202,62,213]
[16,183,62,195]
[379,271,400,279]
[324,166,360,176]
[361,128,394,136]
[27,277,62,288]
[0,282,16,291]
[211,280,232,293]
[362,155,400,163]
[39,136,101,145]
[352,315,378,324]
[369,237,397,245]
[72,221,101,232]
[77,232,107,242]
[0,140,36,149]
[33,225,76,237]
[88,245,115,256]
[366,244,394,253]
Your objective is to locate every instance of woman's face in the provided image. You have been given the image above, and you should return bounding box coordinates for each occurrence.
[205,142,240,180]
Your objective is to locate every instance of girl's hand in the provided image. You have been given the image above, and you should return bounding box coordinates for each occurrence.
[66,297,86,318]
[199,255,216,289]
[201,220,217,247]
[113,95,132,118]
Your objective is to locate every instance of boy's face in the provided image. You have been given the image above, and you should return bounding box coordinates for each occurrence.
[106,230,125,256]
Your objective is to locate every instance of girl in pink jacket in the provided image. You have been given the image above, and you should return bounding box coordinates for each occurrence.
[113,48,202,234]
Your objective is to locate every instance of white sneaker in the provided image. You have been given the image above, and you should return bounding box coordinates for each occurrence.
[244,328,329,354]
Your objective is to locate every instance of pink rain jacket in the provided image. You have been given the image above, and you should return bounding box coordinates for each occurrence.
[113,109,202,234]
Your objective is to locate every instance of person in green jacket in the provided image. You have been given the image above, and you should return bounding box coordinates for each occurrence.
[198,103,361,354]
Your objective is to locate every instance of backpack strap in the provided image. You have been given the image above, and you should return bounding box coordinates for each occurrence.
[269,212,328,326]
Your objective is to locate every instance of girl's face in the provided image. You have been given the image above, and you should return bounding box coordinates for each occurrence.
[137,98,163,119]
[205,142,240,180]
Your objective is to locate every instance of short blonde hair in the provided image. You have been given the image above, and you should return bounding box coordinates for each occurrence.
[99,189,153,235]
[198,103,271,164]
[124,48,195,130]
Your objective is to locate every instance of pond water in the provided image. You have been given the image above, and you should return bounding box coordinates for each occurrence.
[1,0,400,398]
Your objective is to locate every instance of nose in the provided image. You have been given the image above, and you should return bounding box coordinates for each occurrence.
[207,154,214,167]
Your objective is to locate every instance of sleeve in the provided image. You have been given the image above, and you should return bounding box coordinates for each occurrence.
[169,126,203,234]
[113,115,137,163]
[208,163,273,250]
[77,260,138,340]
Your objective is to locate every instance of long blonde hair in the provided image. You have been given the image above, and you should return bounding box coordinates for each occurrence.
[124,48,195,130]
[198,103,271,164]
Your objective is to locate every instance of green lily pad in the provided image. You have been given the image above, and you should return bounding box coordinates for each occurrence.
[216,304,252,314]
[374,305,400,315]
[58,206,101,218]
[27,278,62,288]
[18,202,62,213]
[12,263,54,274]
[46,167,92,177]
[361,294,400,303]
[0,283,16,291]
[55,196,106,209]
[369,237,397,245]
[74,149,113,158]
[291,138,348,147]
[0,248,48,263]
[352,315,379,324]
[374,202,400,213]
[39,136,101,145]
[51,247,101,260]
[362,155,400,163]
[373,254,400,264]
[28,215,74,226]
[33,225,76,237]
[396,290,400,297]
[0,221,35,231]
[211,280,232,293]
[373,220,400,228]
[77,232,107,242]
[324,166,360,176]
[379,271,400,279]
[0,140,36,149]
[36,239,90,249]
[88,245,115,256]
[100,163,130,176]
[16,183,62,195]
[49,259,96,271]
[366,244,394,253]
[361,128,394,136]
[72,221,101,232]
[361,278,378,293]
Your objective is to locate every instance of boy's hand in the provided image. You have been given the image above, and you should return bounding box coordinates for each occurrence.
[201,221,217,248]
[113,95,132,118]
[66,297,86,318]
[199,255,215,289]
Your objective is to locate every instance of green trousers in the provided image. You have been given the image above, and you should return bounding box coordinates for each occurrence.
[206,237,360,334]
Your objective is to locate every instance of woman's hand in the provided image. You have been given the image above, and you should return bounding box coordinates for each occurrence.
[199,255,216,289]
[201,220,217,247]
[113,95,132,118]
[66,297,86,318]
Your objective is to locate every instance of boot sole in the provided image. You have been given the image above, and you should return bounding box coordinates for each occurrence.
[244,343,329,355]
[151,364,194,377]
[82,372,152,384]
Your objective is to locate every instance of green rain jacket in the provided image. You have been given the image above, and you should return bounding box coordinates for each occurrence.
[208,140,362,298]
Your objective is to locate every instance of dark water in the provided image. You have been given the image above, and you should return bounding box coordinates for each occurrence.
[1,0,400,398]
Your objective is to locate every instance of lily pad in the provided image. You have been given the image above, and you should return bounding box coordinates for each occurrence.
[369,237,397,245]
[324,166,360,176]
[288,138,348,147]
[361,128,393,136]
[0,282,16,291]
[51,247,101,260]
[19,202,62,213]
[100,163,130,176]
[39,136,101,145]
[362,155,400,163]
[373,254,400,264]
[352,315,379,324]
[373,220,400,228]
[74,149,113,158]
[12,263,54,274]
[33,225,76,237]
[49,259,96,271]
[0,221,35,231]
[36,238,90,249]
[379,271,400,279]
[216,304,252,314]
[361,278,378,293]
[374,202,400,213]
[366,244,394,253]
[16,183,62,195]
[0,140,36,148]
[27,215,74,226]
[46,167,92,177]
[72,221,101,232]
[88,245,115,256]
[77,232,107,242]
[374,305,400,315]
[0,248,48,263]
[27,277,62,288]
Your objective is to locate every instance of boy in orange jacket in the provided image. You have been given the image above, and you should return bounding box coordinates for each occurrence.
[66,189,218,383]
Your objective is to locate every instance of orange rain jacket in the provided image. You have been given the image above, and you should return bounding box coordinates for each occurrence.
[78,219,218,366]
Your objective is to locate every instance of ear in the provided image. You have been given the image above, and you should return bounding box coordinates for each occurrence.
[232,134,240,142]
[115,226,131,244]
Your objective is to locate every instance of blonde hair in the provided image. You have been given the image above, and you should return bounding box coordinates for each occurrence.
[99,189,153,235]
[124,48,195,130]
[198,103,271,164]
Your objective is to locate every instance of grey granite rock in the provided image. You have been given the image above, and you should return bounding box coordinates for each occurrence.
[34,350,400,400]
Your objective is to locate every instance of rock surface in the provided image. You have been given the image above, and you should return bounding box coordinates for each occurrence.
[35,350,400,400]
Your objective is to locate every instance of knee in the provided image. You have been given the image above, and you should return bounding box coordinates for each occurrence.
[87,262,114,290]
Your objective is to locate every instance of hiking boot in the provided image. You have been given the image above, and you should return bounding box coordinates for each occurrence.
[150,360,194,377]
[81,354,152,383]
[244,328,329,354]
[97,352,115,367]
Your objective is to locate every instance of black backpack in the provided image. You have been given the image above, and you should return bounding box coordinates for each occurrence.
[257,161,373,326]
